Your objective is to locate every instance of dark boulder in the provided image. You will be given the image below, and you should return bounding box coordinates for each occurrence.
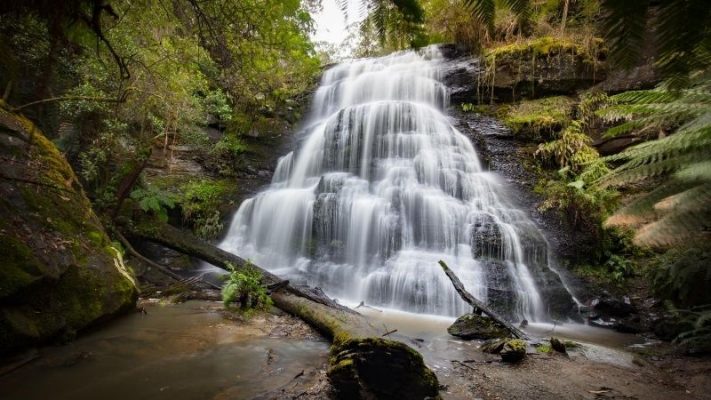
[550,337,567,354]
[591,296,636,318]
[327,337,440,400]
[447,313,511,340]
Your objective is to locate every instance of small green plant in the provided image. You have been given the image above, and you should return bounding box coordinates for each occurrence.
[221,262,272,314]
[461,103,475,112]
[180,180,230,239]
[535,121,600,172]
[605,254,635,282]
[129,187,177,222]
[535,343,552,353]
[213,133,247,157]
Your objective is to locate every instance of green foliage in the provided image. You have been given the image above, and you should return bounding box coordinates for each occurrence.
[462,0,531,34]
[536,121,600,172]
[0,0,319,215]
[129,187,177,222]
[213,133,248,157]
[222,262,272,314]
[672,306,711,355]
[421,0,487,49]
[535,343,552,353]
[349,0,429,55]
[180,180,230,239]
[604,254,635,282]
[502,96,575,140]
[651,247,711,308]
[598,75,711,247]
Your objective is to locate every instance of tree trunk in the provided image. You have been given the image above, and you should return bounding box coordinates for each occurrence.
[111,147,152,220]
[438,260,528,340]
[561,0,570,33]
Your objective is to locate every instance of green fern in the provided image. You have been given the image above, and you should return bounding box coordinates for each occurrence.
[535,121,600,173]
[599,76,711,247]
[222,262,272,314]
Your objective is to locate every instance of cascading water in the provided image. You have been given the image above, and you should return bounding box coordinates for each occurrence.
[219,47,573,321]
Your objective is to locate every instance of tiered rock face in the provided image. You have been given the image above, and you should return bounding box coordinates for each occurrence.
[0,105,138,355]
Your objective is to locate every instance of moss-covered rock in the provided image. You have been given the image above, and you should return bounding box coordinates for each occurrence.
[447,313,511,340]
[481,36,606,101]
[327,337,440,400]
[550,337,567,354]
[500,339,527,363]
[481,338,508,354]
[500,96,576,141]
[0,107,138,355]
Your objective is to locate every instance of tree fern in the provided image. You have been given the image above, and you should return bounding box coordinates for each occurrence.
[600,0,711,87]
[461,0,531,34]
[599,76,711,247]
[336,0,424,48]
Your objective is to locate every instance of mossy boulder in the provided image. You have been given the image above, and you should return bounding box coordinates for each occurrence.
[550,337,567,354]
[327,337,440,400]
[447,313,511,340]
[500,339,527,363]
[481,338,508,354]
[481,36,606,101]
[0,107,138,355]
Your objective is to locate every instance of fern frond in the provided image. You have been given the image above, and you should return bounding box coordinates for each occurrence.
[675,161,711,183]
[655,0,711,88]
[599,0,650,69]
[611,89,678,105]
[613,180,697,218]
[633,199,711,247]
[603,151,709,187]
[462,0,496,33]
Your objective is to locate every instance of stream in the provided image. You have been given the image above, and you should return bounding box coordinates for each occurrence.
[0,301,328,400]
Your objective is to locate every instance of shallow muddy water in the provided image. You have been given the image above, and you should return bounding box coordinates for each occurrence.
[355,305,643,368]
[0,301,329,400]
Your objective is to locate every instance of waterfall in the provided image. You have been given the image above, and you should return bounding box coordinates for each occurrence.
[219,47,571,321]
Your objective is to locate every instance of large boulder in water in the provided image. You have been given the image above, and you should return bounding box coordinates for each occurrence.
[447,313,511,340]
[0,106,138,355]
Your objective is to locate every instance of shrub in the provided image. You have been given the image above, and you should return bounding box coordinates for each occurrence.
[652,247,711,308]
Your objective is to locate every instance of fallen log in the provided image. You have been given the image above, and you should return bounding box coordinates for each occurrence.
[438,260,528,340]
[124,221,440,399]
[125,222,350,311]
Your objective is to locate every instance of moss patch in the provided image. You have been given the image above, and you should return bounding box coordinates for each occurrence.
[447,313,511,340]
[487,36,599,61]
[500,96,575,141]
